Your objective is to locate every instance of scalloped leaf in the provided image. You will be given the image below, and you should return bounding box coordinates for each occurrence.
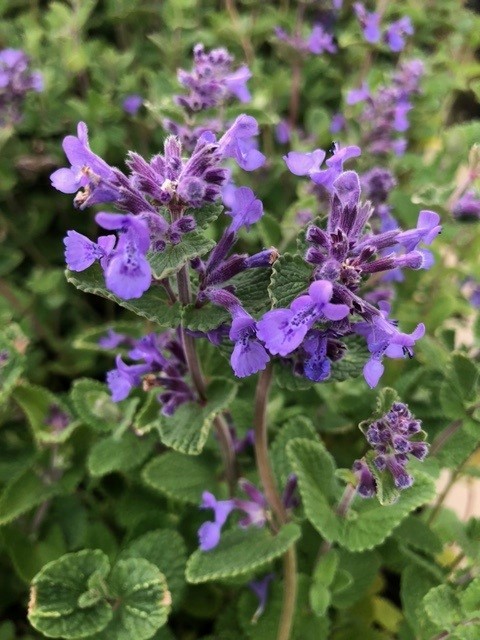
[155,378,237,455]
[70,379,135,433]
[93,558,171,640]
[148,230,215,280]
[87,431,154,477]
[142,451,220,504]
[329,335,370,383]
[118,530,187,610]
[186,523,301,583]
[186,203,223,229]
[287,438,435,551]
[28,550,112,639]
[268,253,311,308]
[66,265,182,328]
[271,416,319,485]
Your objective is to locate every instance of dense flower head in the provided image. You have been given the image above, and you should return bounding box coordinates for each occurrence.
[354,402,429,498]
[175,43,251,112]
[347,59,424,156]
[102,329,195,416]
[0,48,43,125]
[275,23,337,55]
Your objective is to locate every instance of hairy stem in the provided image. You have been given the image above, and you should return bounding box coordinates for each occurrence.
[253,364,297,640]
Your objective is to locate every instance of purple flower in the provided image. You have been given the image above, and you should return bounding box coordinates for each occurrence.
[122,94,143,115]
[64,230,115,271]
[248,574,275,622]
[198,491,236,551]
[396,210,441,251]
[354,303,425,388]
[106,354,151,401]
[284,149,326,177]
[356,402,428,496]
[98,329,127,349]
[175,43,251,112]
[385,17,414,52]
[330,113,346,134]
[361,167,397,204]
[218,115,266,171]
[104,232,152,300]
[346,82,370,105]
[308,24,337,55]
[50,122,120,209]
[353,459,376,498]
[226,186,263,232]
[235,479,268,528]
[354,3,381,43]
[275,120,291,144]
[0,48,43,124]
[311,143,361,191]
[452,191,480,220]
[257,280,350,357]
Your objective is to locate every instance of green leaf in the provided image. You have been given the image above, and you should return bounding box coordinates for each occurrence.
[329,335,370,383]
[423,584,463,631]
[142,451,220,504]
[288,438,436,551]
[72,322,142,353]
[309,582,330,617]
[312,549,338,587]
[0,323,28,404]
[365,450,401,506]
[29,550,112,639]
[71,379,133,433]
[87,431,153,477]
[182,304,229,333]
[271,416,318,486]
[440,381,466,420]
[0,467,81,527]
[332,549,381,609]
[148,230,215,280]
[186,524,301,583]
[268,253,311,308]
[393,516,442,554]
[66,265,182,328]
[401,565,439,638]
[155,378,237,455]
[119,530,187,611]
[273,361,314,391]
[187,203,223,229]
[460,577,480,614]
[231,267,273,316]
[12,384,79,444]
[94,558,170,640]
[374,388,400,418]
[450,352,479,402]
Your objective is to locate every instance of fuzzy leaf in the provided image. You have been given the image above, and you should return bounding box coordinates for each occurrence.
[329,335,370,383]
[142,451,220,504]
[87,431,154,477]
[460,577,480,614]
[155,378,237,455]
[148,230,215,280]
[182,304,229,333]
[93,558,171,640]
[271,417,318,485]
[119,530,187,611]
[70,379,135,433]
[187,203,223,229]
[186,523,301,583]
[450,352,479,402]
[423,584,463,631]
[28,550,112,639]
[12,384,79,444]
[268,253,311,308]
[0,467,81,527]
[288,438,435,551]
[66,265,182,328]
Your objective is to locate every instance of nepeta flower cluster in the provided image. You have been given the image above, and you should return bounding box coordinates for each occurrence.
[353,402,429,497]
[0,48,43,125]
[198,476,297,551]
[53,115,264,300]
[347,59,424,156]
[354,3,414,52]
[274,24,337,56]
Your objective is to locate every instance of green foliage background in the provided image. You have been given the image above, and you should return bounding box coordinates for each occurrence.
[1,0,480,638]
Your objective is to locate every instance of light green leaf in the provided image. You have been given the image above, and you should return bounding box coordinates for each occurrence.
[66,266,182,328]
[423,584,463,631]
[268,253,311,308]
[0,467,81,527]
[400,566,439,638]
[71,379,130,433]
[450,352,479,402]
[186,524,301,583]
[460,577,480,614]
[182,304,229,333]
[329,336,370,383]
[142,451,220,504]
[312,549,338,587]
[332,549,381,609]
[309,582,330,617]
[28,550,112,639]
[187,203,223,229]
[271,416,318,486]
[393,516,442,554]
[93,558,170,640]
[156,378,237,455]
[440,381,466,420]
[118,530,187,610]
[288,438,435,551]
[87,431,154,477]
[148,230,214,280]
[12,384,79,444]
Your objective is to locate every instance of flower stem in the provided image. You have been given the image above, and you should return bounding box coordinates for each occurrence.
[316,483,356,559]
[253,364,297,640]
